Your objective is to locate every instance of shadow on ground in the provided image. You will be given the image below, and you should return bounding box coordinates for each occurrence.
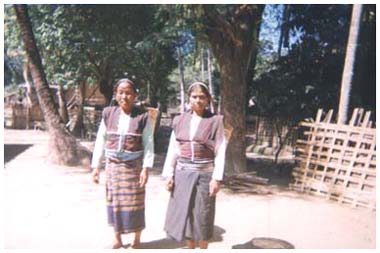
[232,237,295,249]
[247,158,295,187]
[220,158,296,195]
[139,238,184,249]
[139,226,225,249]
[4,144,33,163]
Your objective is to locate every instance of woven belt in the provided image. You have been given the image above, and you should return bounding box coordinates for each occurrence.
[176,160,214,172]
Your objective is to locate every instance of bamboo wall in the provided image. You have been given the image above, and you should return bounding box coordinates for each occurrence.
[291,108,376,210]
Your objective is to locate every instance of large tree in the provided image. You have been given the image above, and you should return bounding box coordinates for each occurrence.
[14,4,89,165]
[195,5,265,174]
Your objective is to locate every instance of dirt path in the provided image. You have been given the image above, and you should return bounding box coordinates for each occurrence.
[3,129,376,249]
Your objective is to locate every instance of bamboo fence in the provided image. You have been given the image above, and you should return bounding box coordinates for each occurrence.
[291,108,376,210]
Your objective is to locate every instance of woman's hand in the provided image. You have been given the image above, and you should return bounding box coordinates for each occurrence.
[139,168,149,187]
[209,179,220,197]
[92,168,100,184]
[166,177,174,192]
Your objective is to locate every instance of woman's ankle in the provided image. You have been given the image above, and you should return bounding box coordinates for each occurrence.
[112,232,123,249]
[186,240,196,249]
[132,231,141,248]
[199,240,209,249]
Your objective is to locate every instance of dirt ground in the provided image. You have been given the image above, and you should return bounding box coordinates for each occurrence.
[2,129,377,250]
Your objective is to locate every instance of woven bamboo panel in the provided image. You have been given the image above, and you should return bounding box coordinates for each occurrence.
[291,108,376,210]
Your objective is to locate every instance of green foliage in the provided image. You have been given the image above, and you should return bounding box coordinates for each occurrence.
[28,5,157,85]
[252,4,375,122]
[4,5,25,86]
[5,4,178,105]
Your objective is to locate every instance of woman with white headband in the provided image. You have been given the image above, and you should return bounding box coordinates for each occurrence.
[91,78,154,249]
[162,81,227,249]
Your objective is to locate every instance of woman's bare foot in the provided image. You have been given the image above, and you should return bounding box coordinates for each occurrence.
[199,240,209,249]
[186,240,196,249]
[130,241,140,249]
[112,242,123,249]
[130,230,141,249]
[112,232,123,249]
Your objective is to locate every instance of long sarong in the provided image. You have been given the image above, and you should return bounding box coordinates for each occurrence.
[164,162,216,242]
[106,160,145,233]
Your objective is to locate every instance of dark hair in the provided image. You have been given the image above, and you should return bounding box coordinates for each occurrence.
[187,81,211,100]
[113,78,137,93]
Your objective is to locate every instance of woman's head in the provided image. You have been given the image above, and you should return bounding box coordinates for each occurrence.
[114,78,137,113]
[187,81,211,114]
[113,78,137,93]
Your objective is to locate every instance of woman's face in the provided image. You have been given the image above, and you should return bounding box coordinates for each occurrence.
[189,86,209,114]
[115,82,136,112]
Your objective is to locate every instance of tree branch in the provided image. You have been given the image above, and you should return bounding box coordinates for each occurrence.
[203,6,243,47]
[86,51,102,78]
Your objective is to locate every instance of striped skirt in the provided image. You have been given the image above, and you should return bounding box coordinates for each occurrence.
[164,162,216,242]
[106,159,145,234]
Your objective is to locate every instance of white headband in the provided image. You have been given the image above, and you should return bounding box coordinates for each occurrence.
[187,81,209,92]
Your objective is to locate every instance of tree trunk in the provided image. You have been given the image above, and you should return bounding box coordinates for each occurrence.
[14,4,85,166]
[147,80,159,108]
[147,80,152,105]
[23,61,39,107]
[23,61,40,129]
[207,49,215,113]
[337,4,363,124]
[277,4,290,57]
[99,78,113,106]
[219,62,248,174]
[69,80,85,137]
[57,82,69,124]
[177,46,186,113]
[203,5,265,175]
[217,95,222,114]
[246,11,263,101]
[200,47,205,81]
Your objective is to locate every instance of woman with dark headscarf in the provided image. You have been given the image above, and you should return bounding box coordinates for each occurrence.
[162,81,227,249]
[91,78,154,249]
